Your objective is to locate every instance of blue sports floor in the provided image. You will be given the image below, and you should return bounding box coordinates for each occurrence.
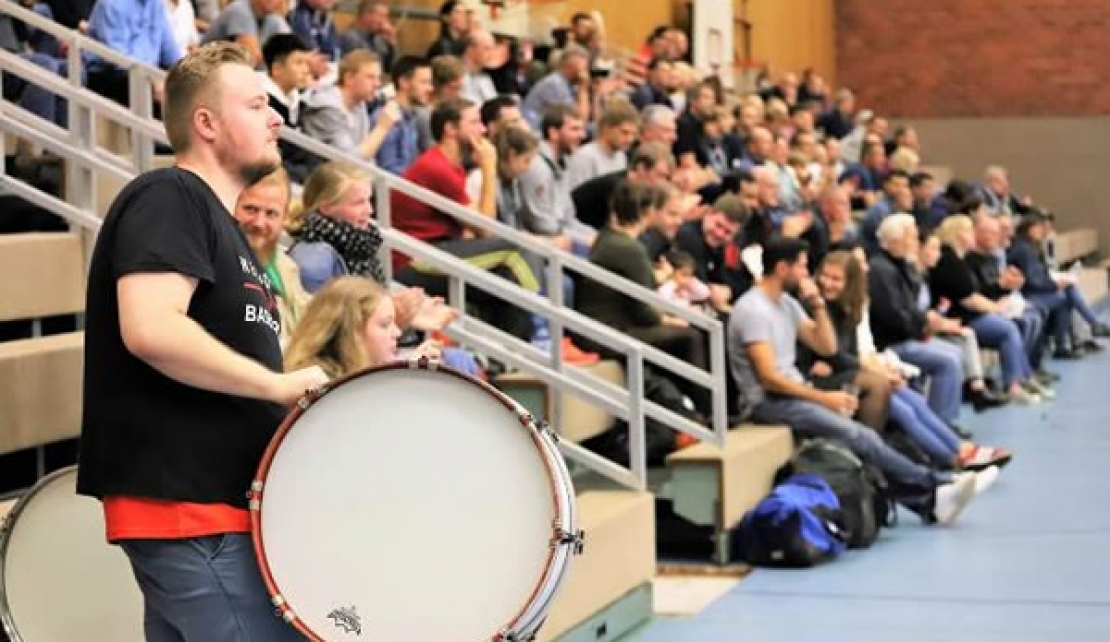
[632,350,1110,641]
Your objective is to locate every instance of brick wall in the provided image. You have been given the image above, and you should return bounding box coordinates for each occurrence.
[836,0,1110,117]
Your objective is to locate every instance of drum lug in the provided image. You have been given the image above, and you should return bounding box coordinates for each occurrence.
[539,421,559,443]
[496,629,537,642]
[296,385,329,410]
[551,527,586,555]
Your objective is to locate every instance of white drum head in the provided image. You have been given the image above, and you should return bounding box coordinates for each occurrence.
[0,467,144,642]
[254,366,575,642]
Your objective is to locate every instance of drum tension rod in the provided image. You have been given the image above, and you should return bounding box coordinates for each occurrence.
[551,528,586,554]
[497,630,538,642]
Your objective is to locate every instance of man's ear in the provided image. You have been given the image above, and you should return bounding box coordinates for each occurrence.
[193,105,219,145]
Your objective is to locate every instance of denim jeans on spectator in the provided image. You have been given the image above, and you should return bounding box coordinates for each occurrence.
[1013,306,1047,368]
[969,313,1033,388]
[888,387,961,466]
[891,339,964,424]
[120,534,306,642]
[751,395,940,495]
[1028,291,1072,349]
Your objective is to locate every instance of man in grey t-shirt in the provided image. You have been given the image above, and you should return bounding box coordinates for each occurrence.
[202,0,290,66]
[728,237,979,525]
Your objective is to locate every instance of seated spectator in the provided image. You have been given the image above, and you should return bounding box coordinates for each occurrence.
[848,140,887,211]
[300,50,397,161]
[1008,209,1109,357]
[416,54,466,150]
[288,0,340,79]
[630,57,675,112]
[674,193,749,309]
[284,277,457,377]
[811,250,1012,471]
[670,79,714,167]
[87,0,182,106]
[576,180,709,410]
[914,231,1006,418]
[480,94,525,138]
[980,165,1033,218]
[459,29,498,104]
[966,213,1053,380]
[729,236,984,524]
[288,161,386,291]
[202,0,290,68]
[910,171,941,233]
[165,0,199,55]
[800,185,859,272]
[573,141,674,231]
[233,168,310,343]
[522,45,590,130]
[492,126,539,228]
[657,250,714,313]
[861,169,912,254]
[390,97,539,340]
[518,104,590,250]
[1,4,68,129]
[340,1,396,69]
[868,214,969,427]
[261,34,311,127]
[426,0,469,59]
[566,100,639,191]
[734,126,773,172]
[931,216,1049,403]
[369,56,432,175]
[640,181,690,266]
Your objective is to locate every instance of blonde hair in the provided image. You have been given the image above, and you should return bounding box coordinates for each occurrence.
[889,146,920,173]
[163,42,254,153]
[284,276,390,378]
[287,162,373,234]
[936,214,974,248]
[338,49,381,87]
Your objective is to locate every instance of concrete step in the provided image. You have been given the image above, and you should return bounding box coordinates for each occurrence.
[0,332,84,456]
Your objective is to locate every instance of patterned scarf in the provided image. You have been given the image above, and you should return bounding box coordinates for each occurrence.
[298,211,386,284]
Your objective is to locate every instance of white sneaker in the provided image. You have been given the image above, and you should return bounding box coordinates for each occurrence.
[1010,387,1041,405]
[958,466,1001,495]
[1025,379,1055,400]
[933,474,976,525]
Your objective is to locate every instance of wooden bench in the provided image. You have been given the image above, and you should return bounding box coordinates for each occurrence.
[494,359,625,444]
[0,332,85,457]
[538,489,655,642]
[0,232,85,323]
[1052,228,1099,266]
[663,425,794,563]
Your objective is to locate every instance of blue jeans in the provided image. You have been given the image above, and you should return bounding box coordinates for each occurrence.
[1027,290,1071,349]
[1014,305,1047,368]
[120,534,306,642]
[891,340,963,423]
[889,387,961,466]
[752,396,939,493]
[969,313,1032,387]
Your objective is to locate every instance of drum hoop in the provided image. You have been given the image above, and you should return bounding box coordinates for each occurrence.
[0,465,80,642]
[248,360,568,642]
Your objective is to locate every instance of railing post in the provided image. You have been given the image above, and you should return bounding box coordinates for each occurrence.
[709,323,729,445]
[626,350,647,489]
[546,256,565,435]
[129,67,153,171]
[374,175,392,283]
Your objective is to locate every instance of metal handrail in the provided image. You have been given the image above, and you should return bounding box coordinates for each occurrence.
[0,3,733,489]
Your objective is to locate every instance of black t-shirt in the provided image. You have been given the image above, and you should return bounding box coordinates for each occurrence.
[928,245,980,324]
[77,168,287,508]
[674,219,726,284]
[572,169,626,231]
[638,227,672,264]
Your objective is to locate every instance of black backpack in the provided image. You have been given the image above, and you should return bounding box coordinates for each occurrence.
[777,439,896,549]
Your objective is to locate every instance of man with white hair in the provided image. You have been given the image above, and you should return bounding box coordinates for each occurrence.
[639,104,679,148]
[869,213,967,427]
[980,165,1033,218]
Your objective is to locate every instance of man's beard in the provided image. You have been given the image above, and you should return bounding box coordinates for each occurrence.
[239,158,281,187]
[246,234,278,264]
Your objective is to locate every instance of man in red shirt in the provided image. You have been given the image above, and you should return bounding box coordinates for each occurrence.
[391,97,539,340]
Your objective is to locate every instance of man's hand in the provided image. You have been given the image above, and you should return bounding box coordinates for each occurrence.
[410,297,459,332]
[391,287,425,330]
[267,366,330,406]
[797,277,823,307]
[809,361,833,378]
[1001,266,1024,290]
[817,390,858,416]
[471,134,497,173]
[781,211,814,238]
[375,100,403,132]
